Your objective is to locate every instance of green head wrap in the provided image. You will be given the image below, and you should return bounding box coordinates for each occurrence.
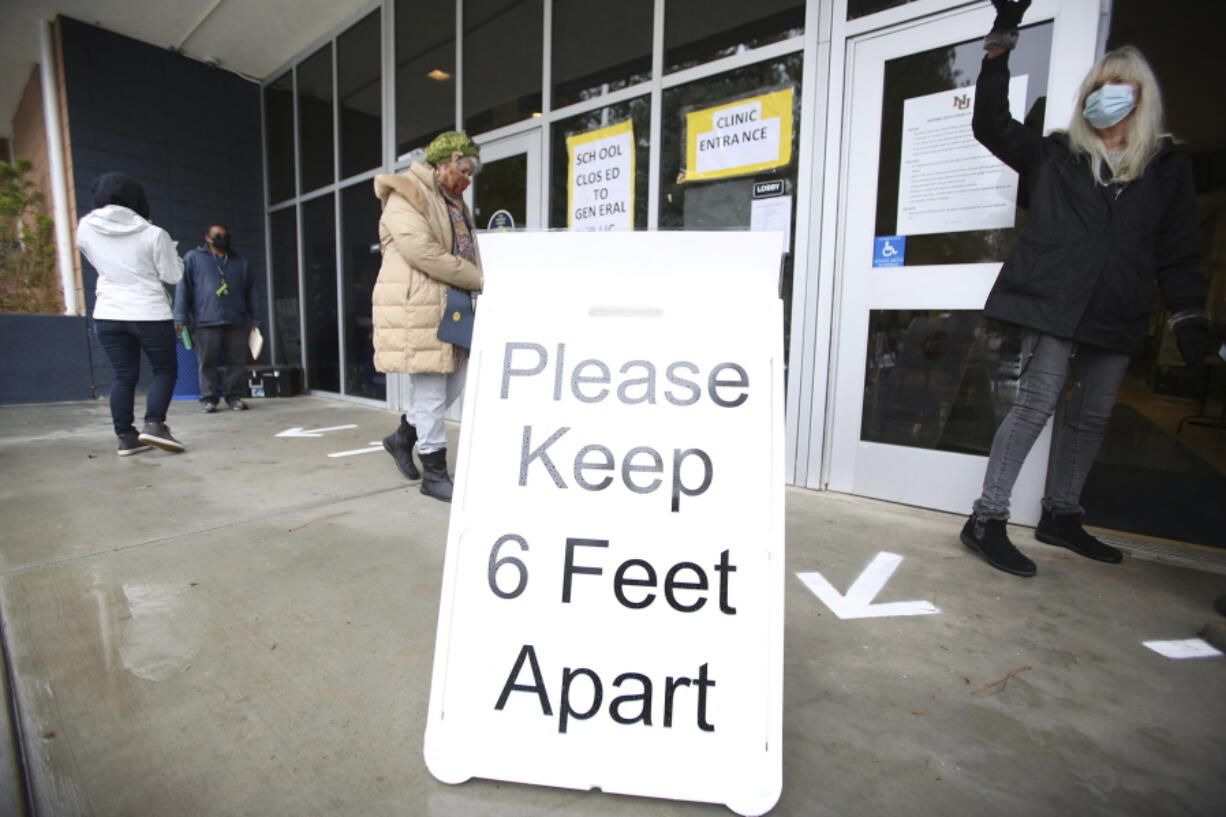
[424,131,480,165]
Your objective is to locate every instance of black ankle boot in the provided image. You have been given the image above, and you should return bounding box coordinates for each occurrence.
[382,418,420,480]
[419,448,453,502]
[960,515,1036,577]
[1035,510,1123,563]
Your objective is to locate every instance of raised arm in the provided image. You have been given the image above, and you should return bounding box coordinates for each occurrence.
[971,0,1044,178]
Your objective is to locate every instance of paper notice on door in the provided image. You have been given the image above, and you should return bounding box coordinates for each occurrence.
[896,76,1029,236]
[750,195,792,255]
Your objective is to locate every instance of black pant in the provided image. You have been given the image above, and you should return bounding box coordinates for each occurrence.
[94,319,178,436]
[194,324,249,400]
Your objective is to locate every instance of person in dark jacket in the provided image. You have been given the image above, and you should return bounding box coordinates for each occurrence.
[959,0,1210,578]
[174,225,261,412]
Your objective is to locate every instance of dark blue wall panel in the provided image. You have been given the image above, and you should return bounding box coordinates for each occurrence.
[60,16,267,328]
[0,315,97,405]
[37,17,270,402]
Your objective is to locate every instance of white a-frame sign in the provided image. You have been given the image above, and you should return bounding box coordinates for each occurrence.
[424,231,785,816]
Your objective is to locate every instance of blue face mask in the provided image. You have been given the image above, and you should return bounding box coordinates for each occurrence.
[1083,83,1135,129]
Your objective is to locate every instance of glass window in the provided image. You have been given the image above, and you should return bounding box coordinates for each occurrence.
[873,23,1053,265]
[298,44,335,193]
[340,183,385,400]
[551,0,652,109]
[269,207,301,368]
[396,0,456,159]
[664,0,803,75]
[265,72,296,204]
[473,152,527,229]
[463,0,543,134]
[302,194,340,392]
[338,10,383,179]
[848,0,919,20]
[550,96,650,230]
[659,55,803,351]
[861,310,1023,455]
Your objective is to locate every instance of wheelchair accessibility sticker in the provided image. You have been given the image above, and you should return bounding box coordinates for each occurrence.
[873,235,905,268]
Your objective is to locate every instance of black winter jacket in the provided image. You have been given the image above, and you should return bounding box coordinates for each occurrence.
[972,53,1203,354]
[174,246,261,328]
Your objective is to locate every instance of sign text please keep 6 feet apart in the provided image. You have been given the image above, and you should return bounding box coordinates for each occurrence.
[425,231,785,816]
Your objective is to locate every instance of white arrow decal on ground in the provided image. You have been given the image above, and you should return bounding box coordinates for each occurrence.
[328,442,384,458]
[276,424,358,438]
[1142,639,1223,660]
[797,552,940,620]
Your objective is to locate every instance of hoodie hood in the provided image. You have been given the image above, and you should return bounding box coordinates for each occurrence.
[373,162,434,212]
[91,172,150,219]
[82,205,152,236]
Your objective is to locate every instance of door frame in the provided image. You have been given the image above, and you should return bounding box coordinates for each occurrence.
[472,128,544,230]
[819,0,1102,523]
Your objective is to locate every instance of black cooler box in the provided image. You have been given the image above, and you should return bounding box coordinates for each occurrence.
[246,365,303,398]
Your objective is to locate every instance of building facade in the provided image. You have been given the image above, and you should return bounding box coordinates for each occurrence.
[258,0,1109,516]
[17,0,1223,547]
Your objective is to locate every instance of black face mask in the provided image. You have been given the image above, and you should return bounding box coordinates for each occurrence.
[209,233,231,251]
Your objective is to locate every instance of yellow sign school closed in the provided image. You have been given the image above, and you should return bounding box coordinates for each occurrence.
[567,119,635,231]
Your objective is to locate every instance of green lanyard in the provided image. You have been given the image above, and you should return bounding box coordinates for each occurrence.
[214,255,230,297]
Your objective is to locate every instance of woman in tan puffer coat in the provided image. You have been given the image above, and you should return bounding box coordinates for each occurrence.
[372,131,482,502]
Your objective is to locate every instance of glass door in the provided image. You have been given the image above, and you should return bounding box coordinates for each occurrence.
[826,0,1099,524]
[437,128,542,420]
[471,129,543,231]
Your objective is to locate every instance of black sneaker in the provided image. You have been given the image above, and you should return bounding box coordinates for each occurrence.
[1035,510,1123,563]
[200,399,219,413]
[225,396,248,411]
[138,422,186,453]
[960,515,1036,577]
[117,432,152,457]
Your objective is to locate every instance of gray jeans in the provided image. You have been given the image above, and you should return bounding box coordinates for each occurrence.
[973,332,1129,521]
[406,358,468,455]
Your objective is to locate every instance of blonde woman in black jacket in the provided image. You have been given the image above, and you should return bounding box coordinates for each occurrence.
[960,0,1209,577]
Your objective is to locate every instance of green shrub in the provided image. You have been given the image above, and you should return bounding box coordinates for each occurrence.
[0,158,62,314]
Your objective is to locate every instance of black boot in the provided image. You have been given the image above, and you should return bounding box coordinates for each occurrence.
[419,448,453,503]
[382,417,420,480]
[1035,509,1122,563]
[960,515,1036,577]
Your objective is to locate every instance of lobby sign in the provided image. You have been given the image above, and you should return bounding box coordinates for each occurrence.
[896,76,1029,235]
[424,231,786,817]
[567,119,635,231]
[685,88,794,182]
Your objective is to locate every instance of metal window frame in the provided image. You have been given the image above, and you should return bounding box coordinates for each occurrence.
[260,0,829,452]
[259,0,1010,485]
[257,0,387,400]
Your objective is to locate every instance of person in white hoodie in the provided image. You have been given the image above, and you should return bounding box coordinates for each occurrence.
[78,172,187,455]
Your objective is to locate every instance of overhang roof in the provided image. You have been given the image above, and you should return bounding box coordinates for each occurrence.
[2,0,373,139]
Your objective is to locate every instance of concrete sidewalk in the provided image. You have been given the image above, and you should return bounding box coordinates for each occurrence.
[0,397,1222,816]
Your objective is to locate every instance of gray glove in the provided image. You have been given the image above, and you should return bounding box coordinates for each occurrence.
[986,0,1032,51]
